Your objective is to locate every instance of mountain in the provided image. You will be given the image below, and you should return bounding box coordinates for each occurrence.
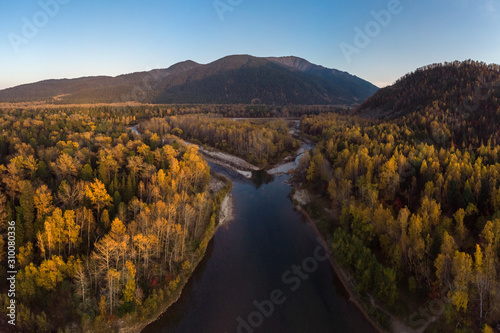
[0,55,378,105]
[354,60,500,147]
[354,60,500,119]
[0,60,200,104]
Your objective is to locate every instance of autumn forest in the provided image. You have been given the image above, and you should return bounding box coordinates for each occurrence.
[0,60,500,333]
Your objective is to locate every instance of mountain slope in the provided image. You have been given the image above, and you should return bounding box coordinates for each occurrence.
[0,60,201,104]
[0,55,377,105]
[355,60,500,147]
[267,56,378,102]
[355,60,500,119]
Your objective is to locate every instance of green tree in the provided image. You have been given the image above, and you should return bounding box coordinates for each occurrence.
[80,163,94,181]
[20,181,35,242]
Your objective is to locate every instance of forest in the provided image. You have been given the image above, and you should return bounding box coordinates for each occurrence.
[0,103,311,332]
[295,106,500,331]
[293,61,500,332]
[0,105,236,332]
[1,60,499,332]
[140,115,300,166]
[357,60,500,119]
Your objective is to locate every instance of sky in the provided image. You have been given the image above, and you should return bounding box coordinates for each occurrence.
[0,0,499,90]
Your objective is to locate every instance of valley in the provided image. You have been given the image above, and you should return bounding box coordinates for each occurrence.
[0,60,500,333]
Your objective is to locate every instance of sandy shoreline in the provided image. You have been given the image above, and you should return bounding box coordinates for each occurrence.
[183,140,260,178]
[218,191,234,225]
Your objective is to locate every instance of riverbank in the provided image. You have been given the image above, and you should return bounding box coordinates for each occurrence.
[191,136,387,332]
[129,124,389,333]
[182,140,260,178]
[117,175,233,333]
[203,141,387,333]
[290,190,386,333]
[187,132,387,332]
[290,184,430,333]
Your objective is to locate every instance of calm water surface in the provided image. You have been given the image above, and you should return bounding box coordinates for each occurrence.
[143,162,376,333]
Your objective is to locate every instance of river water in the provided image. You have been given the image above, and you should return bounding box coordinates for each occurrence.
[143,151,376,333]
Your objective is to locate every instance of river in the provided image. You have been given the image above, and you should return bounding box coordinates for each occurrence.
[142,146,377,333]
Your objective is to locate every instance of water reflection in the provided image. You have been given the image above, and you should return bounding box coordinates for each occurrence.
[142,160,376,333]
[250,170,274,189]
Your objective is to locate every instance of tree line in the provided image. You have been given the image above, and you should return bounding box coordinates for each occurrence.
[139,115,301,166]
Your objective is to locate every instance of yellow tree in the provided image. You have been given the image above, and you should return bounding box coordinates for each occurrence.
[126,155,144,185]
[41,209,63,258]
[135,233,158,277]
[52,153,81,180]
[99,295,107,318]
[474,244,488,323]
[434,232,457,290]
[477,222,498,323]
[34,185,54,223]
[453,208,467,246]
[63,210,80,255]
[40,208,79,257]
[17,242,34,268]
[379,156,400,201]
[407,213,428,282]
[18,263,38,300]
[85,178,112,221]
[23,155,38,179]
[0,193,8,227]
[35,256,66,291]
[483,325,494,333]
[3,156,24,200]
[419,196,441,233]
[451,251,473,312]
[109,218,129,272]
[122,260,136,303]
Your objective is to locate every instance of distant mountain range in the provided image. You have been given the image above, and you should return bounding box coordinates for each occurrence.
[0,55,378,105]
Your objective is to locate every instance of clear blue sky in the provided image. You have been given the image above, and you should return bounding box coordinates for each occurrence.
[0,0,499,90]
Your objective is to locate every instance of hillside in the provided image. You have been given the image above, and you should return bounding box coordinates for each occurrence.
[355,60,500,119]
[354,60,500,148]
[0,61,199,104]
[0,55,378,105]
